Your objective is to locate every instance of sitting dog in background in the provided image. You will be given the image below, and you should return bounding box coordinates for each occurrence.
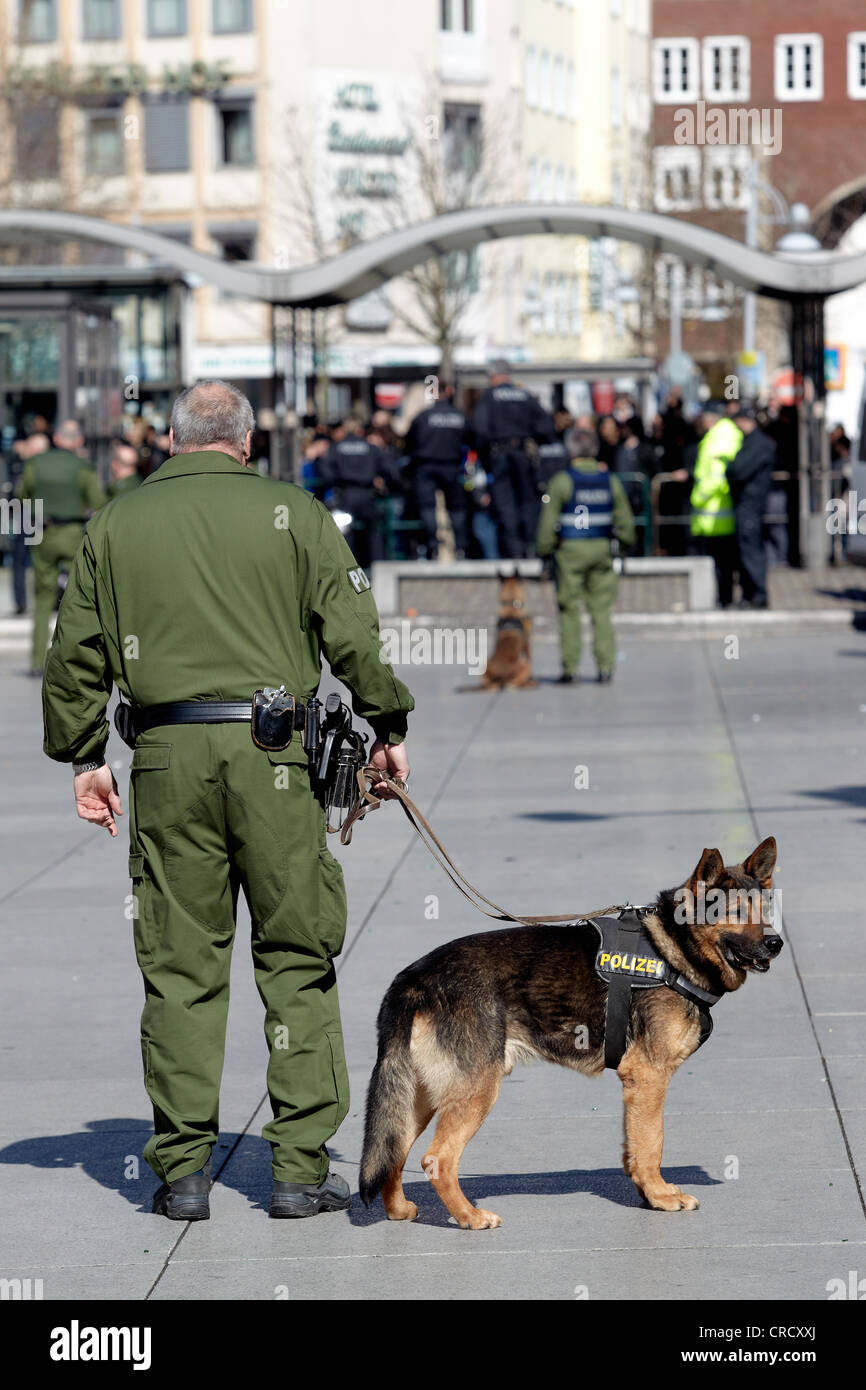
[359,838,781,1229]
[479,570,535,689]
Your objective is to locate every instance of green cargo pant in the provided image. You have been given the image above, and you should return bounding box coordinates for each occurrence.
[30,522,83,670]
[127,723,349,1185]
[555,540,618,677]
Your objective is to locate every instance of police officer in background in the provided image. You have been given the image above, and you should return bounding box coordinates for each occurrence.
[535,408,573,493]
[728,401,776,609]
[106,441,143,500]
[322,416,388,569]
[16,419,105,676]
[471,359,552,558]
[537,425,635,685]
[690,404,742,608]
[405,381,469,559]
[41,380,414,1223]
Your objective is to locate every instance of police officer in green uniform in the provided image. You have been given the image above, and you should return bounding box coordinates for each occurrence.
[106,441,143,500]
[42,381,414,1222]
[536,426,635,685]
[16,420,106,676]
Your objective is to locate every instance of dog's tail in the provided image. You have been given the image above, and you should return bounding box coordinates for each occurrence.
[359,989,420,1208]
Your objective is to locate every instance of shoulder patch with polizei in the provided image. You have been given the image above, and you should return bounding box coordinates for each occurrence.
[347,566,371,594]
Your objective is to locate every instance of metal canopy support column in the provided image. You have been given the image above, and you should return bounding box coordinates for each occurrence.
[791,294,827,569]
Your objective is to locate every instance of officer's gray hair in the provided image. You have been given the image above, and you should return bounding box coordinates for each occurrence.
[169,380,255,454]
[565,426,598,461]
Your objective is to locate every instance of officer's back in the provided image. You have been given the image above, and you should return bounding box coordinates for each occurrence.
[406,394,467,463]
[324,420,383,489]
[471,371,550,447]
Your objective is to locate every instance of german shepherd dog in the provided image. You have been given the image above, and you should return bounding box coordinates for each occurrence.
[360,838,781,1228]
[479,571,535,689]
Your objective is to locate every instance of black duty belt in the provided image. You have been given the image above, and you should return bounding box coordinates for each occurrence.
[133,699,308,735]
[586,907,720,1069]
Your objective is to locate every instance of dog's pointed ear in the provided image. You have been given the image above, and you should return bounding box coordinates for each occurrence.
[688,848,725,893]
[743,836,776,889]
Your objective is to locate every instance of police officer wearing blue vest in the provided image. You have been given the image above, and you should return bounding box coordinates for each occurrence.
[536,425,636,684]
[470,360,553,557]
[405,381,470,558]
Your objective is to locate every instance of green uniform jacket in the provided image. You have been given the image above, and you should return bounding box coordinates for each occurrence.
[106,472,143,501]
[536,458,636,557]
[42,450,414,765]
[16,448,106,520]
[690,418,742,537]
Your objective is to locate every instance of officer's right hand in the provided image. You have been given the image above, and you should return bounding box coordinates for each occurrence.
[73,764,123,837]
[369,740,410,798]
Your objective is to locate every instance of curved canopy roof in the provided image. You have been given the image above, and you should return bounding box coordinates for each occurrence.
[2,204,865,305]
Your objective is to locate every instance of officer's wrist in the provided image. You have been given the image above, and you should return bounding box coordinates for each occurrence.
[73,756,107,775]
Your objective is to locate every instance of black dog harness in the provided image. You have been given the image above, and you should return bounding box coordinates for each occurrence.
[585,907,721,1069]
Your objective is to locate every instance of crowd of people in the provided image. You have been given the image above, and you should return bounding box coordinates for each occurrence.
[0,366,829,639]
[299,365,798,609]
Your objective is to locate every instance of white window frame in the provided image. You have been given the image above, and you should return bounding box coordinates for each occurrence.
[702,36,750,102]
[611,64,622,127]
[703,146,751,211]
[555,164,566,201]
[526,44,538,108]
[567,60,576,119]
[774,33,823,102]
[539,51,552,113]
[570,273,582,336]
[653,37,699,104]
[554,54,565,116]
[542,271,555,336]
[541,160,553,201]
[527,157,537,200]
[847,32,866,99]
[653,146,700,212]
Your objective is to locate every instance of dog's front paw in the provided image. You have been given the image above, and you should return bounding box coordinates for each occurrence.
[460,1207,502,1230]
[644,1184,699,1212]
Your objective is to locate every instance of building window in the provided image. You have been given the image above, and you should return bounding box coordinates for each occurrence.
[440,0,474,33]
[14,103,60,178]
[443,102,482,178]
[703,147,750,210]
[568,168,577,201]
[147,0,186,37]
[653,146,700,212]
[83,0,121,39]
[526,270,541,335]
[539,51,552,112]
[541,160,553,201]
[567,61,576,119]
[213,0,251,31]
[570,274,582,336]
[557,274,570,335]
[702,36,749,102]
[526,45,538,107]
[527,157,537,200]
[542,272,555,335]
[216,96,254,167]
[652,38,699,104]
[83,107,125,176]
[774,34,823,101]
[19,0,56,41]
[611,65,622,127]
[553,55,565,116]
[555,164,566,201]
[611,168,623,205]
[144,98,190,171]
[847,33,866,99]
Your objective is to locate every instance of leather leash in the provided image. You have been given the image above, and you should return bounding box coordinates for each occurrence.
[339,766,619,928]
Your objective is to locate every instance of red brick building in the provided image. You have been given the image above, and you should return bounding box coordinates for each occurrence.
[651,0,866,376]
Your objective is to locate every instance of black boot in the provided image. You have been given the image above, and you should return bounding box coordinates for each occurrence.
[152,1161,211,1221]
[269,1171,351,1219]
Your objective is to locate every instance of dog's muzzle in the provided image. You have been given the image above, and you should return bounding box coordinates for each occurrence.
[723,933,784,972]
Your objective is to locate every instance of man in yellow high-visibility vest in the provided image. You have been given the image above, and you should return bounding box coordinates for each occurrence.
[690,406,743,607]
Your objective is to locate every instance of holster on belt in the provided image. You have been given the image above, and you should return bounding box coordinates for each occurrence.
[251,687,296,751]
